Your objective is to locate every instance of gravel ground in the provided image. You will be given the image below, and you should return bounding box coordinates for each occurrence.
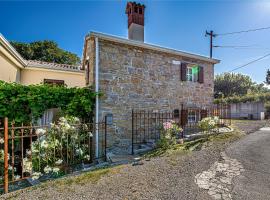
[1,120,268,200]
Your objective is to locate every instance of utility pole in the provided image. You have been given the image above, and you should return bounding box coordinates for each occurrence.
[205,30,217,58]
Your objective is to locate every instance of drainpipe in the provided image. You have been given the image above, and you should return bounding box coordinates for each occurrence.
[95,37,99,159]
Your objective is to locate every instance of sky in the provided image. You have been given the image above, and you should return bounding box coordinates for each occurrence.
[1,0,270,83]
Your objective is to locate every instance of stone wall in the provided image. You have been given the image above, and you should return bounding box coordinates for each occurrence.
[86,38,215,154]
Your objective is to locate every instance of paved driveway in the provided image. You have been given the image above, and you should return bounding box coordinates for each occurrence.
[226,128,270,200]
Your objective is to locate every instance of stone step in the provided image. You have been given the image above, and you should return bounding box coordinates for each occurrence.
[26,177,41,186]
[133,144,153,155]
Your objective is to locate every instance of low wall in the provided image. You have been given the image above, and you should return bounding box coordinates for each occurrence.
[230,102,265,120]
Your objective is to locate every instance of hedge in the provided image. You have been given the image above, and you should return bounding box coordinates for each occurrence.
[0,81,97,124]
[214,92,270,104]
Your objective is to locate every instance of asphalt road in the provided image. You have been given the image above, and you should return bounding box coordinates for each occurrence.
[226,128,270,200]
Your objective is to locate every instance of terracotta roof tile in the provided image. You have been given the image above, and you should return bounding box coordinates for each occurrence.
[26,60,84,73]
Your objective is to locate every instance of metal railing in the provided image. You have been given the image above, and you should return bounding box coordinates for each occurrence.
[131,104,231,154]
[0,117,107,194]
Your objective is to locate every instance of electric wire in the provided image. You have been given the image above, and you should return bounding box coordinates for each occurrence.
[228,53,270,72]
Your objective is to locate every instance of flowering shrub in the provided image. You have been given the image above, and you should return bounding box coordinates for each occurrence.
[29,116,92,180]
[198,116,219,133]
[157,120,183,148]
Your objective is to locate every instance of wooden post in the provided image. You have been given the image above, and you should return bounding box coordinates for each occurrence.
[4,117,8,194]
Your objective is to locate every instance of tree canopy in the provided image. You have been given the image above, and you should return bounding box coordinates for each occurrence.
[266,69,270,85]
[10,40,81,65]
[214,72,269,98]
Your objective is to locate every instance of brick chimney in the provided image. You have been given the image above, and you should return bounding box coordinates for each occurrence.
[126,2,145,42]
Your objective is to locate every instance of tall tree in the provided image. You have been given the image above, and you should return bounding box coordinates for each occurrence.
[10,40,81,65]
[214,73,268,98]
[265,69,270,85]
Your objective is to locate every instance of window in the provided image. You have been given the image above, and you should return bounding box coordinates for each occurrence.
[173,109,180,118]
[134,7,138,13]
[139,8,142,14]
[186,66,198,82]
[188,110,196,123]
[44,79,64,86]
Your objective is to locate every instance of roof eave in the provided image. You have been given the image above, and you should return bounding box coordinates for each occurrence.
[0,33,27,68]
[88,31,220,64]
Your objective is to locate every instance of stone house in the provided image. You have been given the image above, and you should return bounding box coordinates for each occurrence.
[82,2,220,154]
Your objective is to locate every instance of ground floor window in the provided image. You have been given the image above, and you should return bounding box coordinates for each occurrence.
[188,110,197,123]
[44,79,64,86]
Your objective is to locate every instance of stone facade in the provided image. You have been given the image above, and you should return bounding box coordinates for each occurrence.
[84,35,217,154]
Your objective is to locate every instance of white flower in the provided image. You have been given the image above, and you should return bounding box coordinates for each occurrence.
[75,148,83,156]
[41,140,48,148]
[88,132,93,137]
[52,167,60,174]
[14,175,21,180]
[55,159,63,165]
[36,128,46,136]
[8,165,13,171]
[59,117,66,121]
[26,149,32,156]
[44,166,52,174]
[23,158,32,173]
[74,117,80,122]
[31,143,39,153]
[0,137,4,144]
[32,172,42,180]
[84,155,90,161]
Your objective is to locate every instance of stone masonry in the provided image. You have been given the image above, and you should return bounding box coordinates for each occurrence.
[84,35,216,154]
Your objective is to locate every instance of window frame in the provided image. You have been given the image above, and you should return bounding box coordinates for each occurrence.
[44,79,65,86]
[188,110,197,123]
[186,66,198,82]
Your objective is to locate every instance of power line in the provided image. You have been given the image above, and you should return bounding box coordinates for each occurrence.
[217,26,270,36]
[228,53,270,72]
[214,45,257,48]
[213,45,270,50]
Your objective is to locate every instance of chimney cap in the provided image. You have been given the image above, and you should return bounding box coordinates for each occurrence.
[125,1,146,14]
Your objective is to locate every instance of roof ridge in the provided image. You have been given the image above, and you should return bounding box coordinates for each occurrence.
[27,59,81,67]
[26,59,84,72]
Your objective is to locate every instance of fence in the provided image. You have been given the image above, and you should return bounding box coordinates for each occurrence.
[131,104,231,154]
[0,117,107,194]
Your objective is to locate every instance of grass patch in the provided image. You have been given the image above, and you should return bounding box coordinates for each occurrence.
[3,165,123,199]
[51,166,122,189]
[143,130,243,159]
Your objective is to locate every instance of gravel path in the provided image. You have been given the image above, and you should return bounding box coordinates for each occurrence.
[1,120,268,200]
[226,127,270,200]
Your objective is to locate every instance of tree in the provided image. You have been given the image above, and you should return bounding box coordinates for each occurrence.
[214,73,268,98]
[265,69,270,85]
[10,40,81,65]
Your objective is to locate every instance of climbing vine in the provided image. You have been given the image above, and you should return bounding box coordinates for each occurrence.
[0,81,97,124]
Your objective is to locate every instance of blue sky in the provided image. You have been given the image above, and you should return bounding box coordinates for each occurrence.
[1,0,270,83]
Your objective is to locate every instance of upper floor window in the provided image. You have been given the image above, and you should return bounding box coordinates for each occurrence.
[186,66,198,82]
[181,63,203,83]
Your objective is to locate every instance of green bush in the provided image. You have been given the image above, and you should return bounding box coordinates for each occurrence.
[198,116,219,133]
[0,81,97,124]
[214,92,270,104]
[157,120,183,149]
